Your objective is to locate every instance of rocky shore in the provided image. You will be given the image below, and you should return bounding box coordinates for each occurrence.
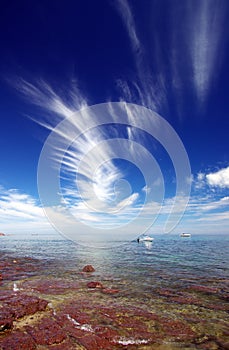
[0,255,228,349]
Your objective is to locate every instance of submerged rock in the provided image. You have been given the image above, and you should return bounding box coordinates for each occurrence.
[3,294,48,319]
[25,317,66,346]
[0,291,48,333]
[21,278,79,295]
[160,318,196,341]
[0,331,36,350]
[82,265,95,272]
[101,288,119,295]
[188,285,219,294]
[0,309,14,331]
[87,281,103,289]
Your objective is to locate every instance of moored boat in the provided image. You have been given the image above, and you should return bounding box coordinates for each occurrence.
[137,235,154,242]
[180,233,191,237]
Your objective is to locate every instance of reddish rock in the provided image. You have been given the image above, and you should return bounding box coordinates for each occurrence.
[4,294,48,319]
[22,279,79,295]
[0,331,36,350]
[156,288,177,297]
[87,281,103,289]
[170,295,202,306]
[82,265,95,272]
[47,339,77,350]
[0,232,5,236]
[93,326,119,340]
[160,318,196,341]
[0,292,48,329]
[0,256,44,281]
[197,341,220,349]
[0,309,14,331]
[26,318,66,345]
[56,308,92,327]
[206,303,229,311]
[188,285,219,294]
[0,290,17,301]
[78,334,112,350]
[101,288,119,295]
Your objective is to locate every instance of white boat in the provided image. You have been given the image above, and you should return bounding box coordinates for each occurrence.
[137,235,154,242]
[180,233,191,237]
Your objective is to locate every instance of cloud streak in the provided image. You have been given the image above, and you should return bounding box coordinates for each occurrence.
[115,0,141,53]
[189,0,227,105]
[114,0,228,115]
[114,0,167,113]
[1,183,228,236]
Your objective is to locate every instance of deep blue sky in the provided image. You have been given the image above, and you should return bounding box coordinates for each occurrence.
[0,0,228,238]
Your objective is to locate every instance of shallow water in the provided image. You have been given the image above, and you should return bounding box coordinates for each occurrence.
[1,234,228,283]
[0,234,228,349]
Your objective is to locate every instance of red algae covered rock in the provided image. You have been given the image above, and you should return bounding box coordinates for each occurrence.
[0,256,45,281]
[156,288,178,297]
[0,291,48,329]
[82,265,95,272]
[188,284,219,294]
[47,338,77,350]
[22,278,79,295]
[0,309,14,331]
[79,334,113,350]
[3,294,48,319]
[93,326,119,340]
[160,318,196,341]
[87,281,103,289]
[170,295,202,306]
[101,288,119,295]
[26,317,66,346]
[0,331,36,350]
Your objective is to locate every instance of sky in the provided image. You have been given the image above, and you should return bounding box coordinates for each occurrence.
[0,0,228,242]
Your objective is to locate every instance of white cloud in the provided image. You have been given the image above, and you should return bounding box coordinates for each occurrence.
[13,79,128,212]
[206,166,229,188]
[0,188,43,220]
[0,186,55,236]
[194,172,206,189]
[114,1,167,112]
[115,0,141,53]
[189,0,226,105]
[1,182,228,237]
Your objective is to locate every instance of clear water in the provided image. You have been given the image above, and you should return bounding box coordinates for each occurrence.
[1,234,228,349]
[1,234,228,289]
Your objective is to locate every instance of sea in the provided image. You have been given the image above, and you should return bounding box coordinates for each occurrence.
[0,234,228,287]
[0,233,228,349]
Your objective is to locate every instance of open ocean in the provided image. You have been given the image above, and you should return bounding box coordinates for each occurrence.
[0,234,228,349]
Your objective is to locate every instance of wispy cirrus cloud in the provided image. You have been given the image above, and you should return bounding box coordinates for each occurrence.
[115,0,141,53]
[10,79,145,231]
[1,180,228,236]
[0,186,43,220]
[188,0,227,105]
[0,186,52,235]
[169,0,228,109]
[114,0,228,115]
[114,0,167,113]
